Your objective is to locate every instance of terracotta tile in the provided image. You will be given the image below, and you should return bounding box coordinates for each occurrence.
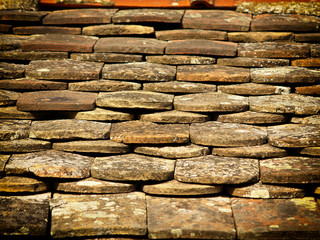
[83,24,154,36]
[218,83,290,96]
[70,52,143,63]
[0,139,51,153]
[72,108,134,122]
[0,34,32,50]
[0,78,67,90]
[69,80,141,92]
[311,44,320,57]
[217,57,289,68]
[295,33,320,42]
[156,29,226,41]
[0,50,68,61]
[228,32,293,42]
[0,10,49,22]
[0,62,26,79]
[13,26,81,35]
[295,85,320,95]
[0,89,21,106]
[292,58,320,68]
[146,55,216,65]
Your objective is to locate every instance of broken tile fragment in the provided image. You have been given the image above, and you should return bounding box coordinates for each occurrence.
[73,108,134,121]
[212,144,287,159]
[147,196,235,239]
[70,52,143,63]
[217,111,288,125]
[292,58,320,68]
[183,10,251,31]
[54,178,136,194]
[218,83,290,96]
[190,121,267,147]
[156,29,226,41]
[0,176,49,193]
[295,33,320,42]
[227,32,293,42]
[300,147,320,157]
[50,192,146,238]
[96,91,173,110]
[295,85,320,95]
[177,65,250,83]
[102,62,175,81]
[91,154,175,181]
[83,24,154,36]
[0,49,68,61]
[139,110,209,124]
[0,193,50,236]
[175,155,259,185]
[0,90,21,106]
[0,78,67,90]
[0,62,25,79]
[95,37,167,54]
[0,106,37,120]
[227,181,305,199]
[53,140,129,154]
[14,26,81,35]
[0,10,48,22]
[17,90,97,111]
[261,156,320,184]
[134,144,209,159]
[143,180,222,196]
[251,14,320,32]
[6,150,93,179]
[112,9,184,23]
[143,81,216,94]
[0,139,51,153]
[268,124,320,148]
[0,120,31,141]
[69,80,141,92]
[232,197,320,239]
[174,92,248,113]
[166,39,237,56]
[30,119,110,140]
[43,9,117,25]
[25,60,103,80]
[110,121,189,144]
[217,57,289,68]
[250,94,320,115]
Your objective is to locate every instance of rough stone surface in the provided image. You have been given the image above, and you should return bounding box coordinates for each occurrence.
[72,108,134,121]
[0,106,37,119]
[95,37,167,54]
[22,34,98,53]
[292,58,320,68]
[50,192,146,238]
[0,89,21,106]
[0,139,51,153]
[311,44,320,57]
[217,57,289,68]
[300,147,320,156]
[112,9,184,23]
[295,85,320,95]
[70,52,143,63]
[0,34,32,50]
[238,43,309,58]
[228,32,293,42]
[175,155,259,185]
[102,62,175,81]
[54,178,136,194]
[0,62,25,79]
[260,156,320,184]
[218,83,290,96]
[83,24,154,36]
[295,33,320,42]
[91,154,175,182]
[143,81,216,94]
[293,114,320,125]
[217,111,288,125]
[212,144,287,159]
[25,60,103,80]
[0,78,67,90]
[166,40,237,56]
[96,91,173,110]
[0,176,49,193]
[6,150,93,179]
[251,67,320,84]
[139,110,209,124]
[0,10,48,22]
[0,193,50,236]
[232,197,320,239]
[0,119,31,141]
[174,92,248,113]
[29,119,111,140]
[249,94,320,115]
[147,196,236,239]
[190,121,267,147]
[14,26,81,35]
[53,140,129,154]
[0,49,68,61]
[177,65,250,83]
[251,14,320,32]
[134,144,210,159]
[110,121,189,144]
[17,90,97,111]
[183,10,251,31]
[227,181,305,199]
[146,55,216,65]
[69,80,141,92]
[43,9,117,25]
[156,29,226,41]
[0,155,10,177]
[268,124,320,148]
[143,180,222,196]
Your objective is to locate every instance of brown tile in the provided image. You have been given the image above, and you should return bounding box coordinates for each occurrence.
[0,154,10,177]
[300,147,320,157]
[70,52,143,63]
[232,197,320,239]
[0,120,31,141]
[146,55,216,65]
[0,78,67,91]
[295,33,320,42]
[72,108,134,122]
[69,80,141,92]
[147,196,236,239]
[13,26,81,35]
[0,89,21,106]
[95,37,167,54]
[0,10,49,22]
[228,32,293,42]
[0,24,11,33]
[251,14,320,32]
[43,9,117,25]
[218,83,290,96]
[292,58,320,68]
[25,60,103,80]
[166,39,237,56]
[110,121,189,144]
[0,139,51,153]
[0,106,37,120]
[260,156,320,184]
[156,29,226,41]
[311,44,320,57]
[291,115,320,125]
[295,85,320,95]
[183,10,251,31]
[83,24,154,36]
[0,62,26,79]
[217,57,289,68]
[22,34,98,52]
[0,50,68,61]
[112,9,184,23]
[0,34,32,50]
[0,176,49,193]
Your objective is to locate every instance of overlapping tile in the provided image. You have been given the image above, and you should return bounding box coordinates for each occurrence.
[146,55,216,65]
[70,52,143,63]
[14,26,81,35]
[91,154,175,181]
[0,176,49,193]
[295,33,320,42]
[83,24,154,36]
[0,62,25,79]
[0,34,32,50]
[228,32,293,42]
[217,57,289,68]
[139,110,209,123]
[72,108,134,121]
[311,44,320,57]
[0,10,49,22]
[295,85,320,95]
[292,58,320,67]
[0,50,68,61]
[0,106,38,119]
[144,81,216,94]
[218,83,290,96]
[0,139,51,153]
[0,90,21,106]
[69,80,141,92]
[0,155,9,177]
[300,147,320,157]
[156,29,227,41]
[0,120,31,141]
[0,78,67,91]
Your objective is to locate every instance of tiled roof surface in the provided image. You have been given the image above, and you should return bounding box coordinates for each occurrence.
[0,7,320,240]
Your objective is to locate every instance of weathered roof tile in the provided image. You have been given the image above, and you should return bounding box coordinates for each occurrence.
[0,62,26,79]
[156,29,227,41]
[0,119,31,141]
[0,139,51,153]
[218,83,290,95]
[83,24,154,36]
[228,32,293,42]
[0,78,67,90]
[13,26,81,35]
[0,176,49,193]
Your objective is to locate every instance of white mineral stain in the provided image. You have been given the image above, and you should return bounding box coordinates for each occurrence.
[290,197,317,211]
[269,225,280,228]
[37,68,50,72]
[250,189,270,198]
[77,180,102,186]
[171,229,183,238]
